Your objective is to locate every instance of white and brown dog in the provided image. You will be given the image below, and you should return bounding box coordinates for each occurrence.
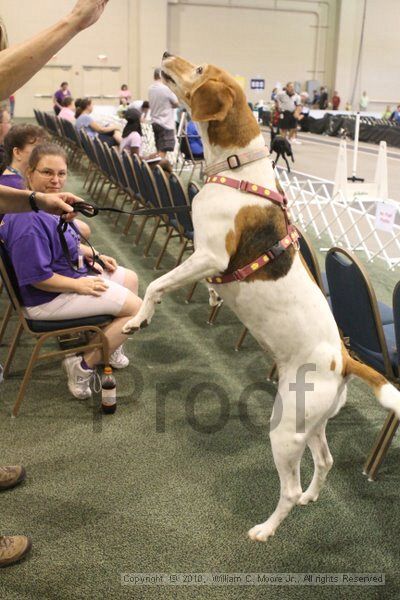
[123,53,400,542]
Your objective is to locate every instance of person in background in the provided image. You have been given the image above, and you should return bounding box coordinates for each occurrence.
[271,87,278,101]
[53,81,72,116]
[389,105,400,124]
[0,124,47,191]
[148,68,179,158]
[186,116,204,159]
[119,84,132,103]
[312,88,320,108]
[332,91,340,111]
[0,124,90,238]
[276,82,301,143]
[117,96,129,118]
[359,91,369,112]
[383,105,392,120]
[120,108,143,156]
[318,86,328,110]
[58,96,76,122]
[8,94,15,118]
[75,97,122,146]
[0,108,11,165]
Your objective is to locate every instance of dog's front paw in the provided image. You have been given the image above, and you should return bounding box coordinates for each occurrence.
[122,314,151,334]
[248,522,276,543]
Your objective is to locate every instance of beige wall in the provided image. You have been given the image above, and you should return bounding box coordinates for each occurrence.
[168,0,338,102]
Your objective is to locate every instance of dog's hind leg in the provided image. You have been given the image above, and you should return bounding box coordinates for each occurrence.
[248,424,306,542]
[297,422,333,505]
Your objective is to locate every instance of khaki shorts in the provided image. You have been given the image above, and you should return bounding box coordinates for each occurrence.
[24,266,129,320]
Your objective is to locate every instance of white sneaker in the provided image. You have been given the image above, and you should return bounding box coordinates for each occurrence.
[292,139,302,145]
[109,345,129,369]
[63,355,93,399]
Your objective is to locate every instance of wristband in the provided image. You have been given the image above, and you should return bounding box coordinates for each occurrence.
[29,192,40,213]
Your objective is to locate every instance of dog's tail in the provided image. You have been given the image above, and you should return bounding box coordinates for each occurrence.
[343,350,400,418]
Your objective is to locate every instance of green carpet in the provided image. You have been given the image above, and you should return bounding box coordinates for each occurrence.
[1,166,400,600]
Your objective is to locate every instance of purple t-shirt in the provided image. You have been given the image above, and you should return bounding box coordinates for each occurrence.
[0,212,88,307]
[54,88,71,105]
[0,172,25,223]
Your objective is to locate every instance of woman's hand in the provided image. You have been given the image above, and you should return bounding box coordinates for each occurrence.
[99,254,117,272]
[74,276,109,296]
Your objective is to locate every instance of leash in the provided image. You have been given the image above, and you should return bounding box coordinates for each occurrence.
[57,201,192,273]
[68,201,191,219]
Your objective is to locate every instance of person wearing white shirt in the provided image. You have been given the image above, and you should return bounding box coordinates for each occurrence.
[148,68,179,158]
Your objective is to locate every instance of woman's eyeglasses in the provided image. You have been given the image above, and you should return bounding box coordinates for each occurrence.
[34,169,67,180]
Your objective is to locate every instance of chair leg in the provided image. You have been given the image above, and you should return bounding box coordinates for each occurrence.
[207,303,222,325]
[235,327,248,351]
[143,217,161,257]
[135,216,150,246]
[12,339,44,417]
[0,301,13,345]
[268,363,278,382]
[185,282,198,304]
[154,227,174,270]
[363,411,399,480]
[3,322,23,377]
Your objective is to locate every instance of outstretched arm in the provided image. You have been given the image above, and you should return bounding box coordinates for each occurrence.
[0,0,109,100]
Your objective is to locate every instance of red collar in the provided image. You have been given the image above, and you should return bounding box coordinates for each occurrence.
[204,175,299,285]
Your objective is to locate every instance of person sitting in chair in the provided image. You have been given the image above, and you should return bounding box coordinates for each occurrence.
[186,116,204,159]
[0,143,142,399]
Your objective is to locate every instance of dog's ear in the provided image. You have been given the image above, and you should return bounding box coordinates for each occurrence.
[190,79,235,122]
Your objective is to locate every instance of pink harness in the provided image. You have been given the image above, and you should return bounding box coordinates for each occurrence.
[204,175,299,285]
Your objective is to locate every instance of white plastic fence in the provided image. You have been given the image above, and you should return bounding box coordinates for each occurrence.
[276,167,400,270]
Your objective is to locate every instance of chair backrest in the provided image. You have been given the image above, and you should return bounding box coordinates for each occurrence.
[80,130,97,165]
[139,160,162,208]
[153,166,174,209]
[102,142,119,183]
[93,137,111,176]
[43,112,59,136]
[111,147,129,190]
[121,151,141,198]
[168,173,193,233]
[61,118,81,147]
[392,282,400,362]
[297,228,325,293]
[131,154,148,201]
[325,247,393,376]
[187,181,200,205]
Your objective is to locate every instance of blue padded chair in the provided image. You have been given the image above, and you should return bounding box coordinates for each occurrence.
[364,281,400,480]
[187,181,200,205]
[0,241,111,417]
[325,247,396,378]
[326,247,398,480]
[168,173,194,267]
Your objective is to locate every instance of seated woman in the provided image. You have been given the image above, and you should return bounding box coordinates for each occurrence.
[75,98,122,147]
[0,143,142,400]
[58,96,75,122]
[0,125,90,238]
[119,109,172,175]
